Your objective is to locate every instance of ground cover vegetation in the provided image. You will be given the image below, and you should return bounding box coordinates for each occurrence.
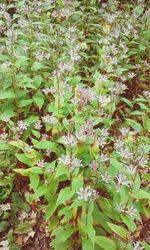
[0,0,150,249]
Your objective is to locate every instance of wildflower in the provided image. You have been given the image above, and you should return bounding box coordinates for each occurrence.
[98,95,111,107]
[0,131,8,140]
[119,147,133,159]
[2,116,10,122]
[61,133,77,147]
[58,154,82,169]
[34,120,42,130]
[127,164,137,175]
[77,186,98,202]
[114,138,124,150]
[90,160,98,171]
[0,203,11,211]
[116,173,131,191]
[17,120,29,133]
[143,91,150,99]
[138,157,148,167]
[128,72,136,79]
[41,134,48,141]
[74,130,86,142]
[133,242,144,250]
[42,114,55,124]
[126,206,137,218]
[24,145,33,153]
[116,204,126,213]
[101,173,111,183]
[97,137,107,148]
[120,127,130,136]
[36,160,45,168]
[0,240,9,250]
[6,29,18,43]
[100,153,109,162]
[58,154,71,165]
[42,88,55,95]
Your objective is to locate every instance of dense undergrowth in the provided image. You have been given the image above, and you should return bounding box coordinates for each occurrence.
[0,0,150,249]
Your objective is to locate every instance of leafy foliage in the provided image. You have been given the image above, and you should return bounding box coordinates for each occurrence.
[0,0,150,249]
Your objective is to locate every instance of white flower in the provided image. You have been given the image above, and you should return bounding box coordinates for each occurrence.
[114,138,124,150]
[42,88,54,95]
[74,131,86,142]
[77,186,98,202]
[100,153,109,162]
[58,154,82,169]
[116,204,126,213]
[138,157,147,167]
[36,160,45,168]
[143,91,150,99]
[34,120,42,130]
[58,154,71,166]
[101,173,111,183]
[61,133,77,147]
[133,242,144,250]
[0,131,8,140]
[90,161,98,171]
[127,164,137,175]
[128,72,136,79]
[24,145,33,153]
[97,137,107,148]
[116,173,131,191]
[0,240,9,250]
[119,147,133,159]
[17,120,29,133]
[0,203,11,211]
[120,127,130,136]
[98,95,111,107]
[42,114,55,124]
[126,206,137,218]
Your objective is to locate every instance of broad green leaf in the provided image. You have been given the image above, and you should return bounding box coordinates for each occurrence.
[33,91,44,109]
[31,62,43,71]
[56,188,74,206]
[29,173,39,191]
[95,236,117,250]
[34,185,48,199]
[82,239,94,250]
[131,189,150,200]
[15,153,33,166]
[0,92,16,99]
[107,222,129,240]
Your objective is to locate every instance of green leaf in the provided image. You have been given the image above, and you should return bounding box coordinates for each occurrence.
[15,153,33,166]
[125,119,142,132]
[72,175,83,191]
[45,202,57,220]
[131,189,150,200]
[32,139,57,153]
[131,110,144,116]
[31,62,43,71]
[33,91,44,109]
[0,91,16,99]
[29,173,39,191]
[82,239,94,250]
[110,159,123,172]
[107,222,129,240]
[95,236,117,250]
[34,185,48,199]
[0,221,9,233]
[121,215,136,232]
[56,188,74,206]
[121,97,133,108]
